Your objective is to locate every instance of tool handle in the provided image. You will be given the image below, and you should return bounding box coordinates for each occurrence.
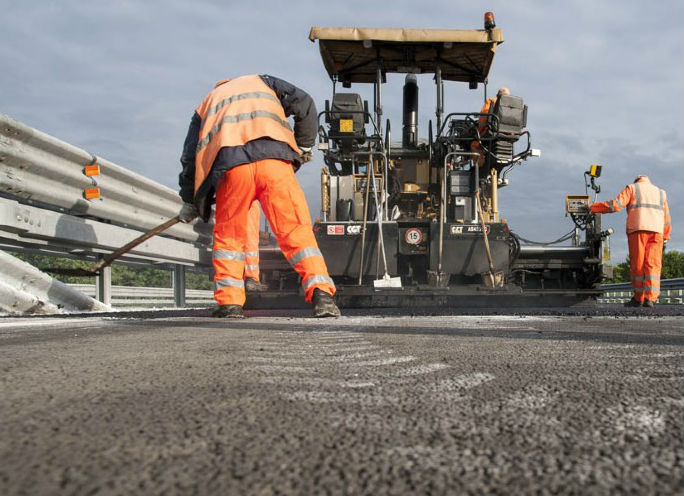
[90,216,181,272]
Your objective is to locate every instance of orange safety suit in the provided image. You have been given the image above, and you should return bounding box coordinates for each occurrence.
[471,96,498,166]
[590,176,671,303]
[193,75,335,306]
[244,200,261,281]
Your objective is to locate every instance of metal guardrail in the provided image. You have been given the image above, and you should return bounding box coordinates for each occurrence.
[599,278,684,305]
[0,251,108,314]
[0,113,221,313]
[0,113,212,244]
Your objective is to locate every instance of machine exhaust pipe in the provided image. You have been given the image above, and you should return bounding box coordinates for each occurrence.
[402,74,418,148]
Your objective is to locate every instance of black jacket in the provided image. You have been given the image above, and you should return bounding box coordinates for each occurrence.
[178,75,318,221]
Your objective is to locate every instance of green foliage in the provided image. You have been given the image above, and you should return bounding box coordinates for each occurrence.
[662,250,684,279]
[9,251,214,289]
[608,250,683,283]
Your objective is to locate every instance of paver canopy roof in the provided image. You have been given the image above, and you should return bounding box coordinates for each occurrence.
[309,27,504,84]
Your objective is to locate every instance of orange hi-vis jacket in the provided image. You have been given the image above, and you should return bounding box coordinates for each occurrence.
[478,96,497,135]
[590,176,671,238]
[193,75,299,195]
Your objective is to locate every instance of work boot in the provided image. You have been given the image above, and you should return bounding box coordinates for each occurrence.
[245,278,268,292]
[312,288,341,318]
[212,304,244,318]
[623,298,642,308]
[642,299,655,308]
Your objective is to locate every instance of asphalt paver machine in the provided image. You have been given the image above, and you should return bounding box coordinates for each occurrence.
[255,16,611,308]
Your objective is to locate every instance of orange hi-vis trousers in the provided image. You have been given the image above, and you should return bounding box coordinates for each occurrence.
[627,231,663,302]
[213,159,336,306]
[244,200,261,281]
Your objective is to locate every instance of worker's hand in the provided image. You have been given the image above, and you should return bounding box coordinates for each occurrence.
[178,202,199,223]
[298,146,313,164]
[292,147,312,173]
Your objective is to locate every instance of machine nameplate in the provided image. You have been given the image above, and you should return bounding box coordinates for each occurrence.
[326,224,362,235]
[450,224,490,235]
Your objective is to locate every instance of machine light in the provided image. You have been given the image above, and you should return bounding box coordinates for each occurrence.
[588,164,602,178]
[484,12,496,30]
[84,187,100,200]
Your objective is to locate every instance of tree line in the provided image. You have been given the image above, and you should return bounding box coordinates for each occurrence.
[9,249,684,287]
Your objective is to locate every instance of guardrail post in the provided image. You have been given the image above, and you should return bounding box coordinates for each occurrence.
[173,264,186,307]
[96,265,112,306]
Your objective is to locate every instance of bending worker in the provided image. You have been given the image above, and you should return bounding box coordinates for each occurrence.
[177,74,340,319]
[590,175,671,308]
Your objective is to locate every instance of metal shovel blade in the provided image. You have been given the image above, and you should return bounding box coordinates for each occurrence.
[373,273,402,289]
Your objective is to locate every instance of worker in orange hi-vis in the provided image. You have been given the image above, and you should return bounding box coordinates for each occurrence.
[177,74,340,319]
[243,200,268,292]
[590,175,671,308]
[471,87,510,166]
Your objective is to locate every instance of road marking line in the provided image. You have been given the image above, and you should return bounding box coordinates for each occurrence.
[352,356,416,367]
[394,363,449,376]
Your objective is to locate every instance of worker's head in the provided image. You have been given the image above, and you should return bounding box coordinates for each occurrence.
[633,174,648,183]
[497,87,510,97]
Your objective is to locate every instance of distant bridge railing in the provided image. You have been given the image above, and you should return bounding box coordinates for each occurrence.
[598,278,684,305]
[68,284,214,308]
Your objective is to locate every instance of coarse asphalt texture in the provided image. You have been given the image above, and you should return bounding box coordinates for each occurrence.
[1,305,683,495]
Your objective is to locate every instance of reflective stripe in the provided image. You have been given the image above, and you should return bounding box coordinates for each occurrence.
[634,182,641,207]
[642,286,660,292]
[203,91,279,125]
[627,183,664,211]
[245,264,259,270]
[213,250,245,261]
[627,203,663,211]
[608,202,616,212]
[215,277,245,289]
[632,275,660,282]
[288,247,323,266]
[659,189,664,209]
[197,111,293,152]
[245,251,260,258]
[302,275,335,290]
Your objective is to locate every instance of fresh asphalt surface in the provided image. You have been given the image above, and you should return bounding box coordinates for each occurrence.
[1,306,682,495]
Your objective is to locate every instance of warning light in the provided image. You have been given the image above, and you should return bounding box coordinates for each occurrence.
[588,164,602,178]
[484,12,496,30]
[84,165,100,176]
[84,188,100,200]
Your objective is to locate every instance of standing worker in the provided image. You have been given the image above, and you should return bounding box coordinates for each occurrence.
[178,74,340,318]
[590,175,671,307]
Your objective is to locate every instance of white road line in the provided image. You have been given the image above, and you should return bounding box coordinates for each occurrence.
[352,356,416,367]
[394,363,450,376]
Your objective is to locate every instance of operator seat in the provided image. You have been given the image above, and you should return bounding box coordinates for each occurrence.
[489,94,527,164]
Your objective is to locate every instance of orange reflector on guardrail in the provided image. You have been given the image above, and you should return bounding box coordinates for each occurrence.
[84,188,100,200]
[84,165,100,176]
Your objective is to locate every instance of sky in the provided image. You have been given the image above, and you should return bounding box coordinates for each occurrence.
[1,0,682,263]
